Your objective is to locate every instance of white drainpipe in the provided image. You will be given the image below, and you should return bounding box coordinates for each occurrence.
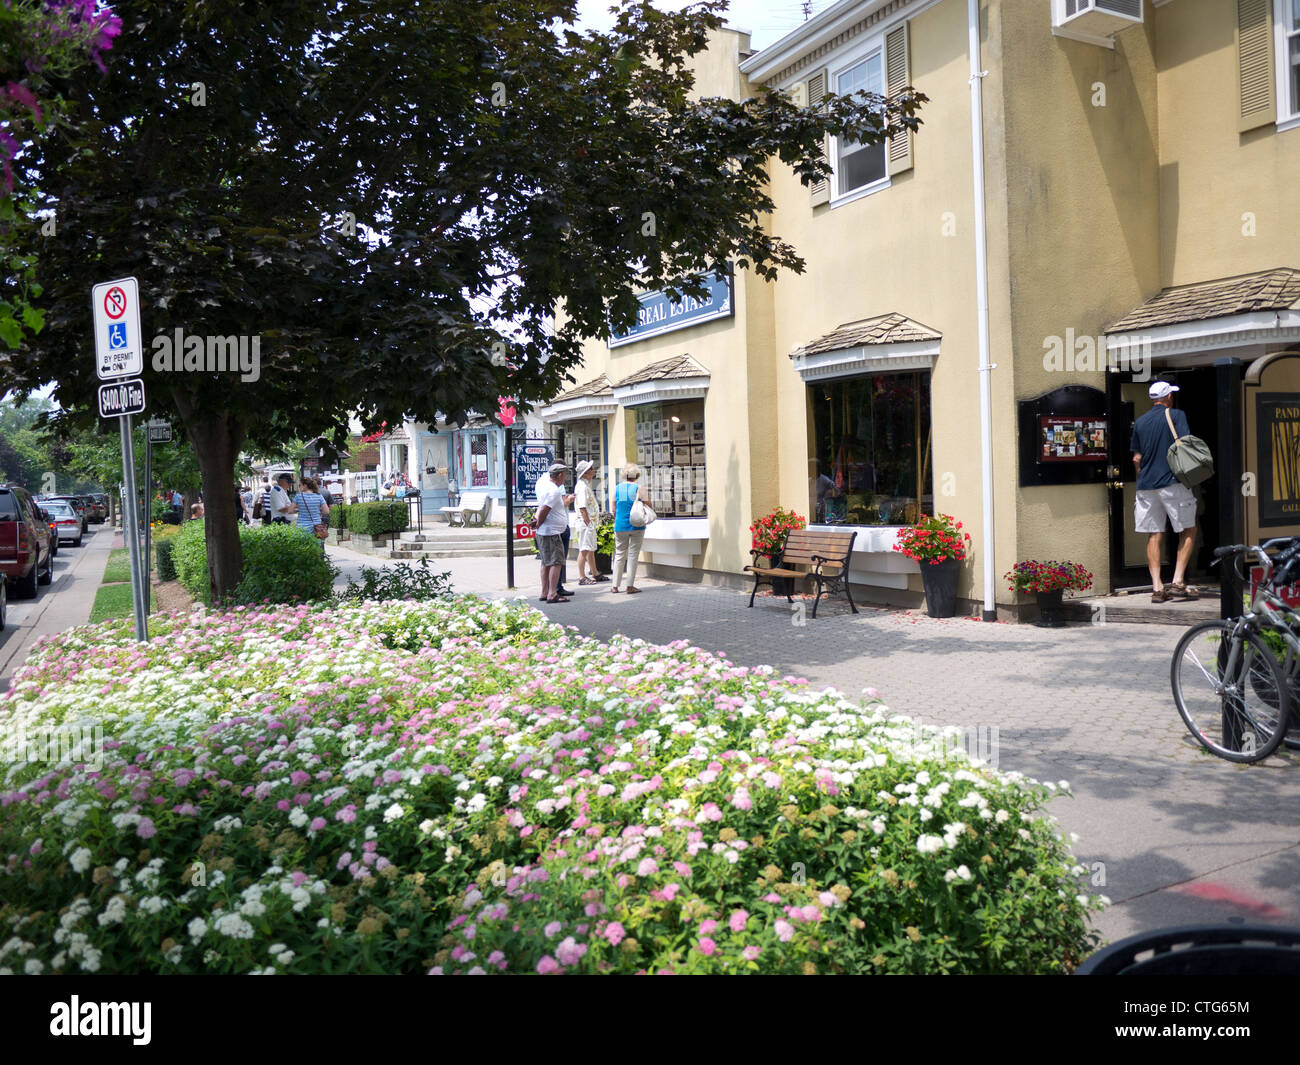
[969,0,997,621]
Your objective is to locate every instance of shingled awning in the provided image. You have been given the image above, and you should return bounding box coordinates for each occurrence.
[790,313,941,381]
[612,355,710,406]
[1105,268,1300,361]
[535,373,618,422]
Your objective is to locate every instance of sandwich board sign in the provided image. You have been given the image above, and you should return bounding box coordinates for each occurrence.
[92,277,144,380]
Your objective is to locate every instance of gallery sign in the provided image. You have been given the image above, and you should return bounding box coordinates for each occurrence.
[1256,392,1300,527]
[608,271,733,348]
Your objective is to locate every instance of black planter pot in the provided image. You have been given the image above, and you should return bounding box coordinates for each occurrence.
[1035,589,1065,628]
[920,558,959,618]
[594,552,612,575]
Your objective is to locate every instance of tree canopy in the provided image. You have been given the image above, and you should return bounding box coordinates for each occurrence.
[1,0,923,598]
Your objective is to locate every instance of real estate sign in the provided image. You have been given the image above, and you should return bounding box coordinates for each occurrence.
[608,271,733,348]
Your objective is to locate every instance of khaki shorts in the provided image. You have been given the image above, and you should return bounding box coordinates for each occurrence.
[1134,483,1197,533]
[536,533,566,566]
[576,522,598,553]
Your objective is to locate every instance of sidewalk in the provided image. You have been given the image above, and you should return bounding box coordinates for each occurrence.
[327,546,1300,945]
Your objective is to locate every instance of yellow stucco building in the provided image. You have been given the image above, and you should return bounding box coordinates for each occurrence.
[537,0,1300,616]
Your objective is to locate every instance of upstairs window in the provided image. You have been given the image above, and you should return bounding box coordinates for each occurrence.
[834,54,887,197]
[1284,0,1300,119]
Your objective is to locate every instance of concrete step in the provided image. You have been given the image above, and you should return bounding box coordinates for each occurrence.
[389,546,522,560]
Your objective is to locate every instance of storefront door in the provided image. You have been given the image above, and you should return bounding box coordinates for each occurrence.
[1107,366,1221,589]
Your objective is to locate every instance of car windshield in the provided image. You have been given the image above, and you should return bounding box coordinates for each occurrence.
[0,491,20,521]
[46,503,76,517]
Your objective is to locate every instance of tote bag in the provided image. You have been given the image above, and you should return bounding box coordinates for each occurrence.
[1164,408,1214,488]
[625,483,656,528]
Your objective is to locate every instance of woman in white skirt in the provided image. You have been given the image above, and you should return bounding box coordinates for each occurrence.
[574,460,603,584]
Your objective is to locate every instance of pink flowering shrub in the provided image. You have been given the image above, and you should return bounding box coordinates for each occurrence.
[0,597,1101,975]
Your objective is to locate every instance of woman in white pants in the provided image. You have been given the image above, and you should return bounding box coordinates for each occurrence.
[611,464,647,594]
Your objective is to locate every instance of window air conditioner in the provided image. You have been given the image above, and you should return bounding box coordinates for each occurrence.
[1052,0,1142,47]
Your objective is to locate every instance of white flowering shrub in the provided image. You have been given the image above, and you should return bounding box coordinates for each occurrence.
[0,597,1101,974]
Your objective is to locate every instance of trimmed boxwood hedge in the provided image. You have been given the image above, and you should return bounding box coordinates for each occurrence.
[169,519,336,605]
[344,501,409,536]
[328,503,349,529]
[154,538,177,582]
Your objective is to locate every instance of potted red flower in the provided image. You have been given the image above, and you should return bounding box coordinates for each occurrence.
[893,513,971,618]
[1004,560,1093,627]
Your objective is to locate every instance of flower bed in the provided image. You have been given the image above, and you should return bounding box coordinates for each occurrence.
[0,598,1102,975]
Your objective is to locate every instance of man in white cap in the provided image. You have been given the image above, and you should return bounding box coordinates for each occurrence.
[1130,380,1199,603]
[531,462,572,604]
[573,459,603,584]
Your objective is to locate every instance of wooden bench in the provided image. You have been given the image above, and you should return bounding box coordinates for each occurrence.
[745,528,859,618]
[440,492,492,527]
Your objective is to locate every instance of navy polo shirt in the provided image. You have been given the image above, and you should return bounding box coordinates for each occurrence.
[1130,405,1190,491]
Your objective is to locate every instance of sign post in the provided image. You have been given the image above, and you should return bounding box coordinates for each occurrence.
[93,276,147,642]
[510,439,555,592]
[505,426,515,590]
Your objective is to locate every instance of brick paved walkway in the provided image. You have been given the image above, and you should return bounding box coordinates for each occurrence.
[328,545,1300,945]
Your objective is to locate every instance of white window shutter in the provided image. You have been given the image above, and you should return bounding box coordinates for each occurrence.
[885,22,913,175]
[806,69,830,206]
[1236,0,1275,132]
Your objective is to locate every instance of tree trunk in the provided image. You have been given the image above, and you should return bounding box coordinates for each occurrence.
[178,407,245,603]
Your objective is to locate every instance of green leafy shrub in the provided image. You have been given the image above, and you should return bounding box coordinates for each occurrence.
[155,538,177,582]
[0,598,1103,975]
[170,520,336,605]
[234,524,337,604]
[335,558,453,606]
[345,502,409,536]
[328,503,349,529]
[170,519,209,598]
[596,512,615,555]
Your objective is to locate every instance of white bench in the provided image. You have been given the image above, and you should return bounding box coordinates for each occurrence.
[441,492,492,527]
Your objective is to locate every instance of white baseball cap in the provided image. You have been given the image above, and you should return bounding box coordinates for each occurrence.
[1148,381,1180,399]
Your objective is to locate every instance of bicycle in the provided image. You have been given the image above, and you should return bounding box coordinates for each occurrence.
[1170,540,1298,763]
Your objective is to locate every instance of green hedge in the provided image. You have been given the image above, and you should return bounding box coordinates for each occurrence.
[155,538,177,582]
[344,501,409,536]
[170,519,337,605]
[235,523,337,604]
[328,503,348,529]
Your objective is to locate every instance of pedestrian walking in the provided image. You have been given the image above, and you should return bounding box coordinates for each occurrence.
[170,488,183,520]
[611,463,648,594]
[531,462,571,604]
[256,481,272,525]
[294,475,330,549]
[269,473,297,524]
[574,460,601,585]
[1131,380,1200,603]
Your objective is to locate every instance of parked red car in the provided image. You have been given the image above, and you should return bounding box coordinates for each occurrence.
[0,484,54,598]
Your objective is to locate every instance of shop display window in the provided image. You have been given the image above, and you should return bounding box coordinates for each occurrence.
[631,400,706,518]
[559,419,607,508]
[807,371,931,526]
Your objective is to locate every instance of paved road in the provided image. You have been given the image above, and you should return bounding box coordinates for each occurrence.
[0,523,114,690]
[327,543,1300,946]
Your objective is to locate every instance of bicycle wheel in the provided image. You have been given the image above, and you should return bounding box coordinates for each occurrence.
[1171,620,1289,762]
[1276,638,1300,751]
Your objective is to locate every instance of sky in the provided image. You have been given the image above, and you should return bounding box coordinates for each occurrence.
[574,0,839,52]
